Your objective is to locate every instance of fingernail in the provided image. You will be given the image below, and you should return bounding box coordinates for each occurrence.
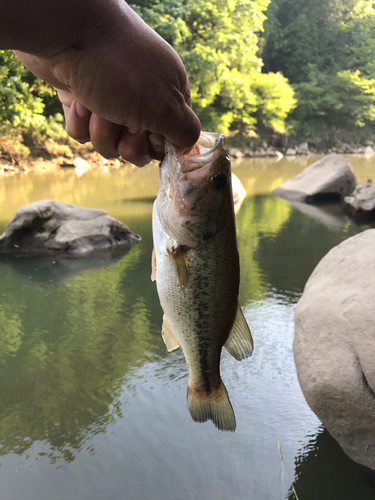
[128,127,140,134]
[75,101,90,118]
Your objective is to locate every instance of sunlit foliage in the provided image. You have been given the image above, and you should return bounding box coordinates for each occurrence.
[131,0,295,135]
[262,0,375,143]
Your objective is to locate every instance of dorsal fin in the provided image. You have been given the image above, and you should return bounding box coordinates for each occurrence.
[162,316,180,352]
[224,305,253,360]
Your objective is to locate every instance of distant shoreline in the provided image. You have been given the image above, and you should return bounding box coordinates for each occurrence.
[1,142,375,175]
[227,143,375,159]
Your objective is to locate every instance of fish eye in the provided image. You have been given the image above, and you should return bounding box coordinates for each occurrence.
[211,173,227,190]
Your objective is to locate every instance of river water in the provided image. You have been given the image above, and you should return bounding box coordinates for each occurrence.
[0,155,374,500]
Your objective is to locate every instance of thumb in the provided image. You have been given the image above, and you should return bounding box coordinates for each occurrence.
[156,102,201,154]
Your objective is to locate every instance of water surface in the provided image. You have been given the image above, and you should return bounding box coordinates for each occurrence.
[0,155,374,499]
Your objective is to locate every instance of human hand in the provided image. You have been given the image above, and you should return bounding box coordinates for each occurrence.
[14,1,200,166]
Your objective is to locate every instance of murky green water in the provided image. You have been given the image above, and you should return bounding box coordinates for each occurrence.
[0,155,374,500]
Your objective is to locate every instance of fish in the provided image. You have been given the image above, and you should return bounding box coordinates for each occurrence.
[151,131,253,432]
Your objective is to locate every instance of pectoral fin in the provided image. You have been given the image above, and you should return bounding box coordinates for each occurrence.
[151,247,156,281]
[167,245,188,288]
[224,304,254,360]
[162,316,180,352]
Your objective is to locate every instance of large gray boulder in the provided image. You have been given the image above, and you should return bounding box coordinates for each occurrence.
[273,153,357,202]
[344,183,375,219]
[0,200,141,255]
[294,229,375,468]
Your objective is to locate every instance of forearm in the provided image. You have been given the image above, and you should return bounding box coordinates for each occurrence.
[0,0,127,56]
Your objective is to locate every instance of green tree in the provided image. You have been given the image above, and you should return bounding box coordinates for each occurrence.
[290,68,375,143]
[131,0,295,135]
[261,0,375,143]
[0,50,45,133]
[0,0,297,151]
[0,50,82,160]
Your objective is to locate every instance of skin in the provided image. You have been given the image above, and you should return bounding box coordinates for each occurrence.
[0,0,201,166]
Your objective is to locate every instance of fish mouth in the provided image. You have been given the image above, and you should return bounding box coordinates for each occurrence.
[179,132,224,174]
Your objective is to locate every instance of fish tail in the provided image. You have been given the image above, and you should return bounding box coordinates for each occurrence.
[187,380,236,432]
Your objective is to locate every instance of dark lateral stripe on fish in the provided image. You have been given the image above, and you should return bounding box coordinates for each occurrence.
[194,267,215,393]
[196,329,212,393]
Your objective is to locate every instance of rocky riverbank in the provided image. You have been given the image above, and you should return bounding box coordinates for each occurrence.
[227,142,375,159]
[2,140,375,175]
[0,153,129,175]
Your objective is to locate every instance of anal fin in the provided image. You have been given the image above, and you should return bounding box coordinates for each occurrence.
[162,315,180,352]
[224,304,254,361]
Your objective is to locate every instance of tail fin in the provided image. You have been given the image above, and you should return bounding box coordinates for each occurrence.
[187,380,236,432]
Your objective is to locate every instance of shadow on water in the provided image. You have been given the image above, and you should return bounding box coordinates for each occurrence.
[289,200,351,229]
[0,243,165,463]
[290,429,375,500]
[0,246,136,286]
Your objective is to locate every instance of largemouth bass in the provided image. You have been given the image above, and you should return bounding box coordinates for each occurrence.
[152,132,253,432]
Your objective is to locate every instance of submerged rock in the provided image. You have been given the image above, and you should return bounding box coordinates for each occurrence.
[344,183,375,219]
[273,153,357,202]
[294,229,375,468]
[0,199,141,255]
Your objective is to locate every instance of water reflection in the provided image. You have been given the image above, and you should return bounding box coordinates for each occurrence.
[291,429,375,500]
[0,245,163,462]
[289,200,350,229]
[236,195,291,302]
[236,193,363,299]
[254,199,362,294]
[0,246,135,286]
[0,157,374,499]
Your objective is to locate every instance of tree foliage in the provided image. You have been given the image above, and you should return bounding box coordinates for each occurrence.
[5,0,375,148]
[0,0,295,150]
[261,0,375,143]
[131,0,295,135]
[0,51,88,160]
[0,50,58,132]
